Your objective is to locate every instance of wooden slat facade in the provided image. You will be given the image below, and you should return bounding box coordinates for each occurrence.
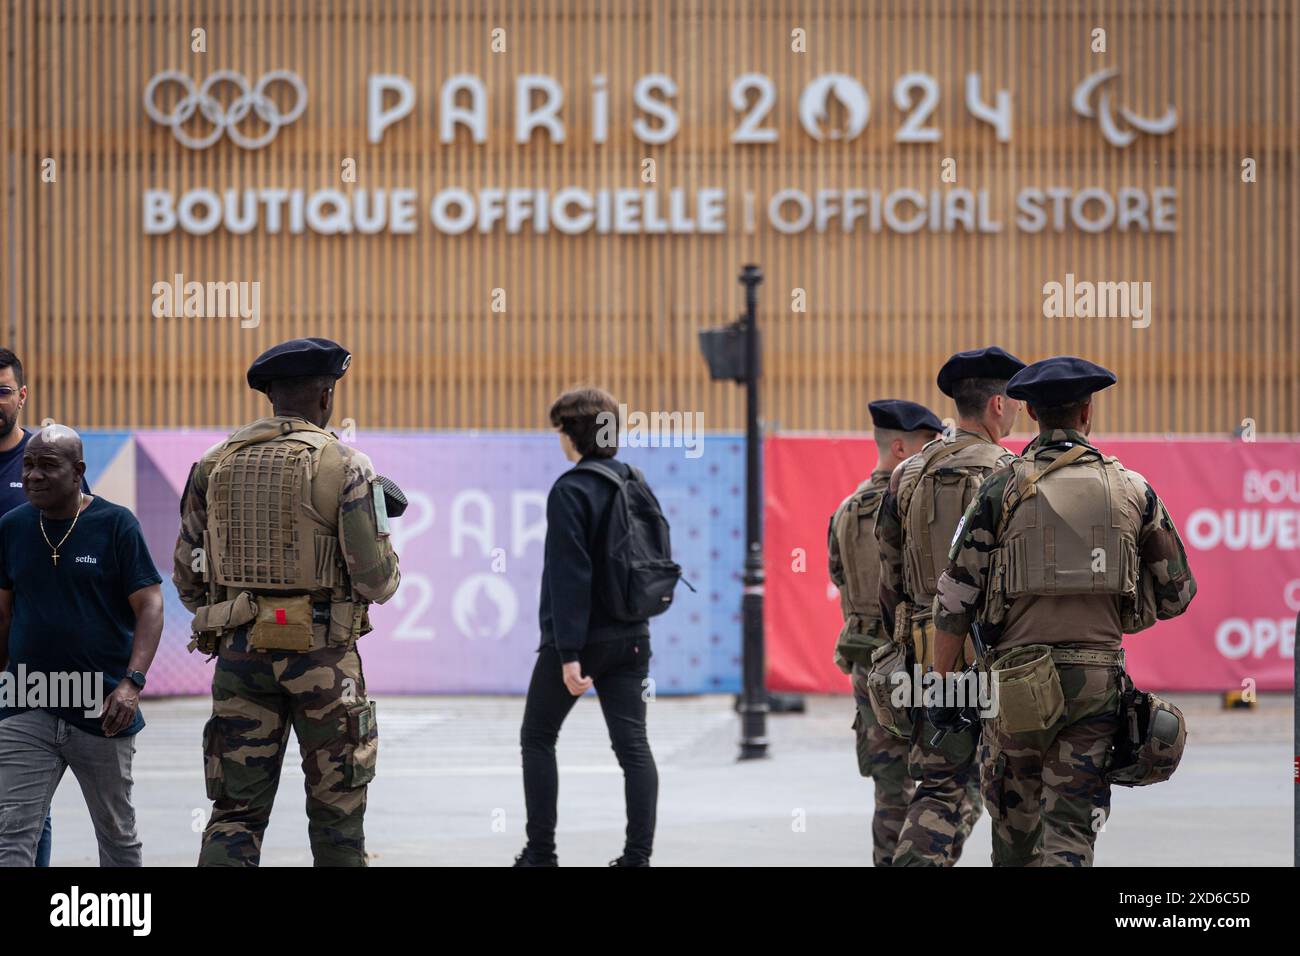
[2,0,1296,433]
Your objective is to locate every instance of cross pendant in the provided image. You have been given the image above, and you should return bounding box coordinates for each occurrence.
[52,552,58,566]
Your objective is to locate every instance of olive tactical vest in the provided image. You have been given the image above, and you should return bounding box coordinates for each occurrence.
[831,477,887,624]
[898,434,1013,606]
[206,419,351,602]
[993,442,1146,612]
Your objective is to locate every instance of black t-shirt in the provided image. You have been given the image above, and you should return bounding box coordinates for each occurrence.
[0,496,161,736]
[0,428,34,514]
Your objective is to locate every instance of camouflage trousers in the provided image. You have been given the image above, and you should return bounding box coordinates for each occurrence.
[980,663,1122,867]
[199,634,377,867]
[851,663,915,866]
[892,717,982,867]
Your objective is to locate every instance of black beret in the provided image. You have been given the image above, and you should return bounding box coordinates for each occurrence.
[377,475,408,518]
[1006,356,1117,406]
[868,399,943,434]
[936,346,1027,397]
[246,337,352,393]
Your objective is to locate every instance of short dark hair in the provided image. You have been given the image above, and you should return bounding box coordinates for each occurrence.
[0,349,24,387]
[549,386,619,459]
[874,426,939,449]
[267,374,334,408]
[1031,401,1087,429]
[952,377,1008,418]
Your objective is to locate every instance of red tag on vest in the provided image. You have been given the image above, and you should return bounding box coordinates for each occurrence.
[275,608,287,625]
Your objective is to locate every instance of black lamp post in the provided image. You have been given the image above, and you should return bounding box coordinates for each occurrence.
[698,264,768,760]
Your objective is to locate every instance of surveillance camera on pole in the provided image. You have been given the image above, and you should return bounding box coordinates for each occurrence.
[698,264,768,760]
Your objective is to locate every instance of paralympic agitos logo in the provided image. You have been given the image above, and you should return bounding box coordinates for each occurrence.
[142,68,1176,150]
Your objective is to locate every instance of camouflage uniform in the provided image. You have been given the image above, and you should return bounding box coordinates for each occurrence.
[876,429,1014,866]
[174,415,400,867]
[828,470,914,866]
[935,428,1196,866]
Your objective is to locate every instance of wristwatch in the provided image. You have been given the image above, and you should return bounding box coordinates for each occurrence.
[124,670,147,691]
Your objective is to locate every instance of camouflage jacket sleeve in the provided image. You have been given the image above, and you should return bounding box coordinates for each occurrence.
[827,502,851,673]
[172,456,213,613]
[827,506,846,590]
[1137,481,1197,619]
[932,467,1013,636]
[874,470,906,638]
[338,448,401,605]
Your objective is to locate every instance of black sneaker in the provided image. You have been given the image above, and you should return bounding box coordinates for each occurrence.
[608,855,651,867]
[513,848,558,867]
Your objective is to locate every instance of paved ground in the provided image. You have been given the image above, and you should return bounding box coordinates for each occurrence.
[47,691,1292,866]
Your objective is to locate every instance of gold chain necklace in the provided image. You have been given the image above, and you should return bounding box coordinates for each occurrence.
[39,493,85,567]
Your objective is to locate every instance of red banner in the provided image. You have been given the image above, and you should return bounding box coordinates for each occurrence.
[765,435,1299,693]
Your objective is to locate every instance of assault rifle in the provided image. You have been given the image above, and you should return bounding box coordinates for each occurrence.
[927,621,992,747]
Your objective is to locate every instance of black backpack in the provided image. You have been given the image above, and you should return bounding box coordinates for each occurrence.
[574,460,691,621]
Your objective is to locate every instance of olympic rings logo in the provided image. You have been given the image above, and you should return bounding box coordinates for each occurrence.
[143,70,307,149]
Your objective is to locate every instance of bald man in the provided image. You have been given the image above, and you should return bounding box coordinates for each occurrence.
[0,349,91,865]
[0,425,163,866]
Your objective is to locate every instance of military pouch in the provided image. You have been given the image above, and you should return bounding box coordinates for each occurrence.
[327,600,365,647]
[908,617,932,670]
[900,612,973,673]
[866,640,914,739]
[188,591,259,655]
[248,593,315,652]
[344,699,379,788]
[892,601,914,644]
[990,643,1065,735]
[835,618,886,669]
[1122,560,1159,635]
[982,548,1009,627]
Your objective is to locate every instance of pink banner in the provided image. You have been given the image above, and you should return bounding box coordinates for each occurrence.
[765,435,1299,693]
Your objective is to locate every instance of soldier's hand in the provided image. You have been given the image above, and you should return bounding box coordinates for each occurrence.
[925,703,967,735]
[101,680,140,737]
[562,661,593,696]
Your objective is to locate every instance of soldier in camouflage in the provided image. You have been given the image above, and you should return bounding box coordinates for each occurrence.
[875,346,1026,866]
[930,356,1196,866]
[173,338,401,867]
[827,399,941,866]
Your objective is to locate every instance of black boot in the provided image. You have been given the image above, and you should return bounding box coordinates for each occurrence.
[608,854,651,867]
[513,848,558,867]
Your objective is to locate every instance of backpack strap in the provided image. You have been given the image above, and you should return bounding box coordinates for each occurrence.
[574,459,635,486]
[1021,442,1090,491]
[924,435,984,469]
[855,485,885,518]
[996,442,1093,538]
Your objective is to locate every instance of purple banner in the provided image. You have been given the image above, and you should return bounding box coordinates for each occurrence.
[132,431,745,696]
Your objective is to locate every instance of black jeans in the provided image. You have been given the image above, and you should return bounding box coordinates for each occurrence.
[520,637,658,862]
